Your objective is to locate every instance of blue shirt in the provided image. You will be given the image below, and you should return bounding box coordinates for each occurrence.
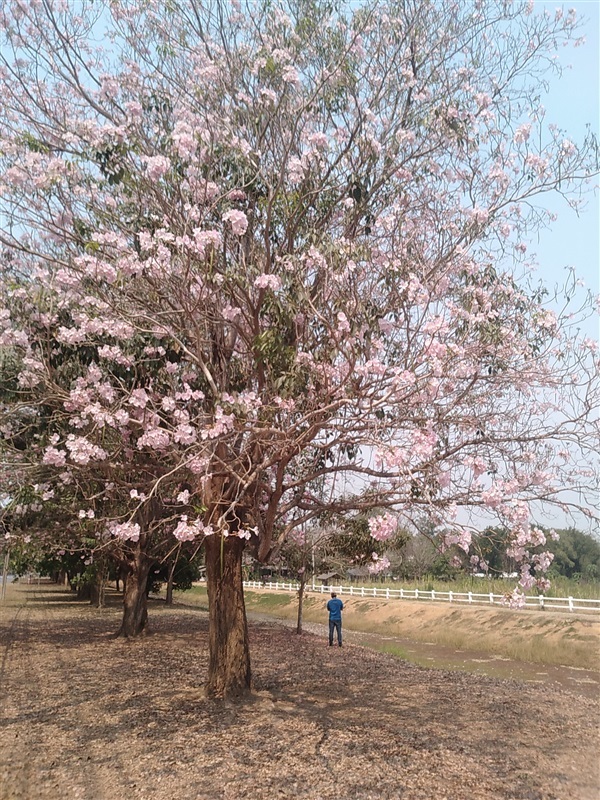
[327,597,344,621]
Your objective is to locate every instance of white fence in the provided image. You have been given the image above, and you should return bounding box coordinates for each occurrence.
[242,580,600,613]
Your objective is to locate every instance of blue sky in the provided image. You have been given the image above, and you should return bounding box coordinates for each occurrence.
[533,1,599,337]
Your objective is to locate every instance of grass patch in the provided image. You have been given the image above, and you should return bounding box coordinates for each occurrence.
[372,643,411,660]
[244,590,292,609]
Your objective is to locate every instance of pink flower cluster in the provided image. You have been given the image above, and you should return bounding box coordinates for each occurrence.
[368,513,397,542]
[223,209,248,236]
[137,427,170,451]
[442,528,472,553]
[173,516,213,542]
[502,588,526,609]
[107,521,141,542]
[43,446,67,467]
[65,435,108,465]
[254,274,281,291]
[145,156,170,180]
[368,554,391,574]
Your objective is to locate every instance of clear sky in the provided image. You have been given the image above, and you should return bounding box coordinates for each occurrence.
[533,1,599,338]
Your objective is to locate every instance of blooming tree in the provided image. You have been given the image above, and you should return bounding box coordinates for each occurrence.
[1,0,598,696]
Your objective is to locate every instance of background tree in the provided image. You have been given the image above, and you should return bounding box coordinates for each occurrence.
[544,528,600,582]
[1,0,598,696]
[322,511,408,576]
[279,522,336,633]
[149,545,204,605]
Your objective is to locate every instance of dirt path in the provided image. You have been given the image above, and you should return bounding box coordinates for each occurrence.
[1,581,599,800]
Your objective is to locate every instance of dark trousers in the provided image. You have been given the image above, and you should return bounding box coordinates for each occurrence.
[329,619,342,645]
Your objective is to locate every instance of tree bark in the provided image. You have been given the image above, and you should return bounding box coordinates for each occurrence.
[165,548,180,606]
[204,533,251,698]
[296,574,307,634]
[116,547,151,638]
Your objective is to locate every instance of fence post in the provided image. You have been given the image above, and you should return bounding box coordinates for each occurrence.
[568,596,574,612]
[449,591,453,603]
[373,587,376,597]
[468,591,473,604]
[489,592,494,604]
[320,584,324,593]
[350,586,354,596]
[415,589,419,599]
[400,588,404,599]
[361,587,365,597]
[386,587,390,599]
[431,590,435,601]
[539,595,544,610]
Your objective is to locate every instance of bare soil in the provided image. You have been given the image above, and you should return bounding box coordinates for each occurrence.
[1,581,599,800]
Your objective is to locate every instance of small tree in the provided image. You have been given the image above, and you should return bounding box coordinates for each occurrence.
[280,523,335,633]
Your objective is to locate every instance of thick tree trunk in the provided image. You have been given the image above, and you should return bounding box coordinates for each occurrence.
[116,549,151,638]
[77,580,92,601]
[296,575,307,634]
[204,534,251,698]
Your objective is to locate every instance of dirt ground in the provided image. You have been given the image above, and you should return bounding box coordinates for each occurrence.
[1,581,599,800]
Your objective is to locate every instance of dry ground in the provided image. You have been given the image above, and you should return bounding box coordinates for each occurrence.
[1,581,599,800]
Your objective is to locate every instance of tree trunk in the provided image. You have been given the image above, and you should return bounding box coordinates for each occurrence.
[77,580,92,601]
[204,533,251,698]
[116,548,151,638]
[296,574,307,634]
[165,548,180,606]
[90,560,108,608]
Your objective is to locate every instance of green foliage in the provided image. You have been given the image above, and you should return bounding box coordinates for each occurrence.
[148,552,202,594]
[546,528,600,581]
[18,132,49,154]
[324,512,408,568]
[475,526,600,582]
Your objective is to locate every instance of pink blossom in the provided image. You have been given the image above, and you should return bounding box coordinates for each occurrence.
[43,446,67,467]
[254,274,281,291]
[368,513,397,542]
[222,305,242,322]
[173,515,211,541]
[108,521,141,542]
[145,155,170,180]
[287,157,305,183]
[282,65,300,84]
[137,427,170,451]
[502,588,526,609]
[65,435,108,465]
[513,124,531,144]
[533,551,554,573]
[481,485,503,508]
[128,388,149,408]
[336,312,351,333]
[223,209,248,236]
[443,529,472,553]
[173,423,197,445]
[308,132,328,150]
[368,554,391,574]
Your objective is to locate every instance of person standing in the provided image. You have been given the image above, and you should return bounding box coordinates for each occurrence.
[327,591,344,646]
